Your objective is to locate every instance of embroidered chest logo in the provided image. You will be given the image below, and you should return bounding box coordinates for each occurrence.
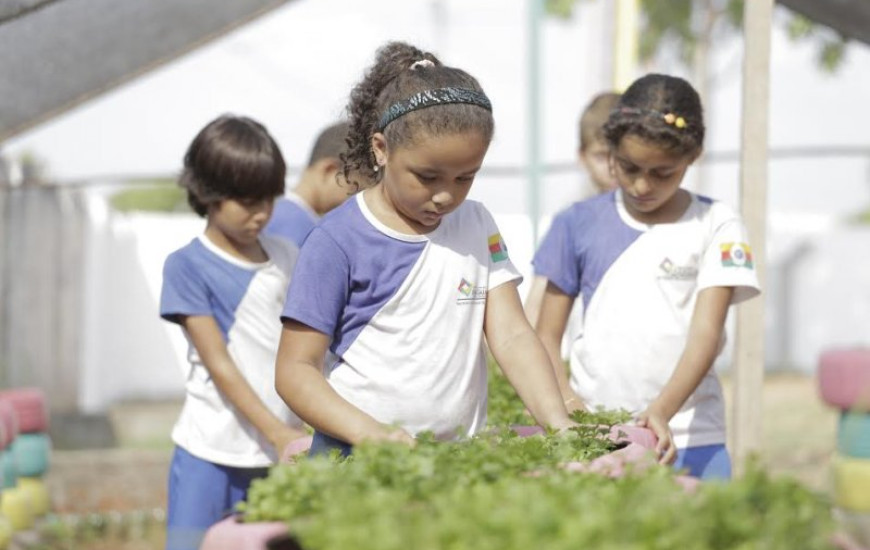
[488,233,508,262]
[658,256,699,280]
[720,242,754,269]
[457,278,487,304]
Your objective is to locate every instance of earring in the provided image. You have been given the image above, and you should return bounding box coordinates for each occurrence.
[373,164,379,173]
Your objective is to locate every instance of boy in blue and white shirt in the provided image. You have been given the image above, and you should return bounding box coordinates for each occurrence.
[160,115,306,550]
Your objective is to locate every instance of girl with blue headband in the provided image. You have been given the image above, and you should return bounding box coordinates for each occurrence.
[275,41,575,456]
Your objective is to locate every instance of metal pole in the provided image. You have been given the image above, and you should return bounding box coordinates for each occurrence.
[527,0,542,245]
[731,0,773,477]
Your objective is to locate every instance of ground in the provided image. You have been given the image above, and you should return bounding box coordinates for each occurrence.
[28,372,839,549]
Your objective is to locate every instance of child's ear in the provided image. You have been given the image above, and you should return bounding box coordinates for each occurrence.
[370,132,388,168]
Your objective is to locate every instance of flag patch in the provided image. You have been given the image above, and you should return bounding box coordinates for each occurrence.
[720,242,753,268]
[488,233,508,262]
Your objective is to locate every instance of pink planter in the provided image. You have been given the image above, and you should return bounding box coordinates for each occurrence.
[0,388,49,433]
[818,348,870,410]
[200,515,292,550]
[0,398,18,449]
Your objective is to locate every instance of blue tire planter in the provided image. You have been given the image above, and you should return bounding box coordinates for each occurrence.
[10,433,50,478]
[839,411,870,459]
[0,450,15,490]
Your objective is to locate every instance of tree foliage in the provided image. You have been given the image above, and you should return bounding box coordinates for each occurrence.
[544,0,848,73]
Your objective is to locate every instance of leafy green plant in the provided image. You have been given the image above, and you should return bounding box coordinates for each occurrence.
[241,358,835,549]
[243,432,835,550]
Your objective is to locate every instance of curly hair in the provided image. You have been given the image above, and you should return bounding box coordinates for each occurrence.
[179,115,286,217]
[603,74,704,156]
[342,41,494,191]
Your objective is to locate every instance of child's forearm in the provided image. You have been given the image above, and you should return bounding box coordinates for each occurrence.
[650,287,732,420]
[184,316,301,446]
[493,329,573,429]
[538,330,575,402]
[276,358,388,445]
[208,354,301,443]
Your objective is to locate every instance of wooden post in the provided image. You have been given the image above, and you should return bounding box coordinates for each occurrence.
[731,0,773,476]
[612,0,639,91]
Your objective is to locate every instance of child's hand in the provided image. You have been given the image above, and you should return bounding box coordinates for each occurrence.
[363,425,416,448]
[271,426,310,460]
[635,407,676,465]
[562,390,586,414]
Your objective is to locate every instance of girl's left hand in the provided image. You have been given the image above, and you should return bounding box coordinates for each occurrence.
[271,426,311,459]
[635,408,676,465]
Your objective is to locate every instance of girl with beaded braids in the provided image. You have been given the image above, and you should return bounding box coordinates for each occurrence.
[533,73,760,479]
[275,41,575,457]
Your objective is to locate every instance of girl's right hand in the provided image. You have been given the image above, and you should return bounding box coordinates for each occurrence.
[562,389,586,414]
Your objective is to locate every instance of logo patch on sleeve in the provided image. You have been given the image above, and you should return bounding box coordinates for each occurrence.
[720,242,754,269]
[488,233,508,262]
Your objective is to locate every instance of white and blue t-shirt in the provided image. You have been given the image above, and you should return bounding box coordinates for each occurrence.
[160,234,303,467]
[263,192,319,248]
[282,194,521,440]
[533,190,761,448]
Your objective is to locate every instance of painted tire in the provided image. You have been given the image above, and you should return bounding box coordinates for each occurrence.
[0,389,48,434]
[16,477,49,517]
[839,412,870,459]
[199,514,290,550]
[0,452,15,491]
[0,400,17,450]
[0,514,12,550]
[818,348,870,410]
[0,486,33,531]
[833,455,870,512]
[10,433,51,478]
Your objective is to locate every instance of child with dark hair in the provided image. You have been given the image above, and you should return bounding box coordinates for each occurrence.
[264,121,352,247]
[274,42,575,457]
[160,114,307,549]
[534,74,760,479]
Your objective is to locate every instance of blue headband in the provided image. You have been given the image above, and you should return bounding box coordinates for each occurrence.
[376,87,493,132]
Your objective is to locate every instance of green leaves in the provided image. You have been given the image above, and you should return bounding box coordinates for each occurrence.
[242,424,834,550]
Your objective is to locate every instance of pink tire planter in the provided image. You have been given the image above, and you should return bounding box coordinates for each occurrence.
[199,515,293,550]
[0,399,17,449]
[818,348,870,411]
[200,437,312,550]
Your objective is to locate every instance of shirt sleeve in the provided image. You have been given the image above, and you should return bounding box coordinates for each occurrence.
[281,226,350,336]
[160,250,213,324]
[479,205,522,291]
[697,212,762,305]
[532,209,580,297]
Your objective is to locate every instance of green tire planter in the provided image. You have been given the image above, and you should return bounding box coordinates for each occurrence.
[10,433,50,478]
[839,411,870,459]
[0,452,15,491]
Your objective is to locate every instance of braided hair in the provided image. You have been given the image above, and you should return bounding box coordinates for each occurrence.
[603,74,704,156]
